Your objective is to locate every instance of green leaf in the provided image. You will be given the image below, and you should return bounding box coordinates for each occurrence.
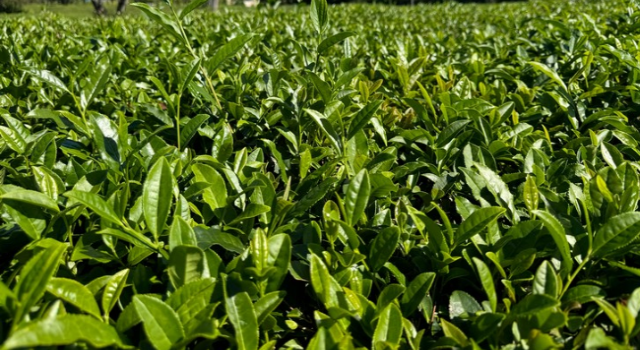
[318,31,355,55]
[305,109,343,155]
[168,245,207,289]
[533,210,573,277]
[183,182,213,201]
[310,254,331,304]
[347,100,383,140]
[628,288,640,319]
[87,113,122,171]
[373,304,403,349]
[436,120,470,147]
[300,148,312,180]
[409,208,448,251]
[130,2,186,45]
[102,269,129,319]
[2,115,29,141]
[226,291,259,350]
[14,240,67,324]
[179,0,207,18]
[288,177,338,218]
[473,257,497,312]
[592,298,620,327]
[524,175,539,213]
[192,163,227,210]
[596,175,614,203]
[195,227,244,253]
[180,114,209,150]
[32,166,60,198]
[310,0,329,33]
[592,212,640,258]
[474,163,516,218]
[449,290,483,318]
[441,318,468,346]
[2,315,129,349]
[169,216,197,251]
[2,199,46,240]
[266,234,291,293]
[133,295,185,350]
[336,67,365,88]
[617,162,638,191]
[308,72,333,104]
[26,69,69,93]
[510,294,559,317]
[0,126,26,154]
[261,139,288,183]
[608,261,640,278]
[376,284,405,312]
[527,61,568,91]
[454,207,505,246]
[328,219,360,250]
[229,203,271,225]
[98,228,157,250]
[166,278,217,325]
[470,313,505,342]
[124,125,173,162]
[401,272,435,316]
[255,291,286,325]
[47,278,101,319]
[601,143,623,169]
[80,63,111,111]
[207,34,253,72]
[369,226,400,272]
[344,169,370,226]
[533,261,559,298]
[179,57,201,94]
[0,280,16,311]
[64,190,122,226]
[562,285,606,304]
[585,327,625,350]
[616,303,634,336]
[143,158,174,241]
[117,303,141,333]
[26,109,65,129]
[1,189,59,212]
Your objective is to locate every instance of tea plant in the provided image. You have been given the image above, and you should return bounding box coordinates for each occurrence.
[1,0,640,349]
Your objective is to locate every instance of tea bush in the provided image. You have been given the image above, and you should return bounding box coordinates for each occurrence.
[1,0,640,349]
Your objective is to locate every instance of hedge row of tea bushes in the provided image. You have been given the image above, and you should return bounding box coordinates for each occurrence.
[1,0,640,349]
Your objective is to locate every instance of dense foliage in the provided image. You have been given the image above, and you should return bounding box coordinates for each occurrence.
[0,0,22,13]
[1,0,640,348]
[2,0,523,8]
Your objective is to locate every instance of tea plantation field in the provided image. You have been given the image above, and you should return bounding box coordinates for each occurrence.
[1,0,640,348]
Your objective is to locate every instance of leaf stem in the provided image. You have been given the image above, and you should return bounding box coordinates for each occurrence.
[72,94,87,129]
[581,179,593,254]
[560,255,590,298]
[171,5,223,112]
[176,93,182,150]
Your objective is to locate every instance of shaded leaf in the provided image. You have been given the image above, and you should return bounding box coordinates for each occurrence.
[3,315,129,349]
[133,295,185,350]
[226,291,258,350]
